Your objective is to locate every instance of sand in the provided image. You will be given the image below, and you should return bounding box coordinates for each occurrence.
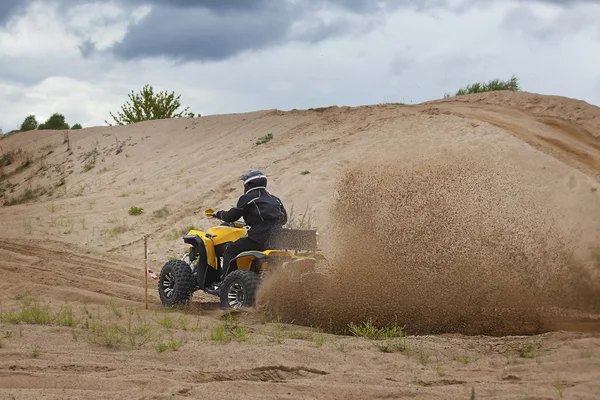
[1,90,600,399]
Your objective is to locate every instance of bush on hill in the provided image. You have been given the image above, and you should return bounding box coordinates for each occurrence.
[20,115,39,131]
[39,113,70,130]
[445,74,521,98]
[106,84,196,126]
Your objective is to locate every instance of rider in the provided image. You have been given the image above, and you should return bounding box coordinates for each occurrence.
[213,170,288,279]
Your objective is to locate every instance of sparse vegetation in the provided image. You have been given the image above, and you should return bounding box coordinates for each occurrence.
[314,333,325,347]
[554,379,566,398]
[376,338,408,353]
[210,314,247,344]
[71,123,82,130]
[172,224,195,239]
[81,146,99,172]
[444,74,520,98]
[86,320,126,347]
[106,84,195,126]
[155,334,184,352]
[152,205,170,219]
[64,131,71,152]
[256,133,273,145]
[514,342,538,359]
[128,206,144,215]
[115,137,124,154]
[101,221,130,239]
[0,299,77,327]
[348,320,406,340]
[126,317,154,347]
[0,148,15,168]
[5,185,48,206]
[158,314,176,329]
[286,330,314,341]
[284,202,317,230]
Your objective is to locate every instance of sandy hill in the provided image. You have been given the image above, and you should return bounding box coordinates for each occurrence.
[1,90,600,399]
[1,90,599,256]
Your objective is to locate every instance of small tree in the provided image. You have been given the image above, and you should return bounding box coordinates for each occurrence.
[105,84,195,126]
[39,113,70,130]
[20,115,39,131]
[71,123,82,130]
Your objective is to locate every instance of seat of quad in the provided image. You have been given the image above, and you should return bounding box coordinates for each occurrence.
[267,228,318,251]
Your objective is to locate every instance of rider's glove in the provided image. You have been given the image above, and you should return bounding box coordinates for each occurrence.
[213,211,222,219]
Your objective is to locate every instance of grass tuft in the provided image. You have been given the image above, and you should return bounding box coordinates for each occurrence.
[152,205,170,219]
[256,133,273,145]
[514,342,538,359]
[210,314,247,343]
[155,334,184,352]
[348,319,406,340]
[128,206,144,216]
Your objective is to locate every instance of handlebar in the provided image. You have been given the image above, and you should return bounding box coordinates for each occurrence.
[206,208,247,229]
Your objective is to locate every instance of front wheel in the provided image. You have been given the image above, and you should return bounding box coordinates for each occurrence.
[219,270,261,309]
[158,260,195,306]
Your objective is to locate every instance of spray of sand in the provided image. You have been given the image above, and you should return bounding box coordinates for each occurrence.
[256,152,600,336]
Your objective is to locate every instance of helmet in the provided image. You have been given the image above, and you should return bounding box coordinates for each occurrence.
[240,170,267,191]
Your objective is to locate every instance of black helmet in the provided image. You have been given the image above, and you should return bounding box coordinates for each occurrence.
[240,170,267,191]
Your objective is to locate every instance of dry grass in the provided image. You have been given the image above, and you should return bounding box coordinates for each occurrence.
[5,185,48,206]
[152,205,170,219]
[284,202,317,230]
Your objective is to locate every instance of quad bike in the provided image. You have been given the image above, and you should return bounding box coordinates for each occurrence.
[158,208,325,309]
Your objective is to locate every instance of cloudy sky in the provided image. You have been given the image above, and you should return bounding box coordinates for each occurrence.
[0,0,599,132]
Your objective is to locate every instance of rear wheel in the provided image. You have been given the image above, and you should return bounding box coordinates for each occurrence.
[158,260,195,306]
[219,270,261,309]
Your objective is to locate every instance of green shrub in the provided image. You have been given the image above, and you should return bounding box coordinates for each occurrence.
[39,113,70,130]
[445,74,521,98]
[128,206,144,216]
[20,115,39,131]
[256,133,273,145]
[106,84,195,126]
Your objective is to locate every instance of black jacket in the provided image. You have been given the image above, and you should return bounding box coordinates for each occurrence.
[215,187,288,242]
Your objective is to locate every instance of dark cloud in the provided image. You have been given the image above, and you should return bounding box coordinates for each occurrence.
[123,0,275,12]
[110,4,293,62]
[0,1,26,24]
[106,0,444,62]
[1,0,598,62]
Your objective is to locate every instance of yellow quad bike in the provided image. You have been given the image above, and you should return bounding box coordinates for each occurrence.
[158,208,325,309]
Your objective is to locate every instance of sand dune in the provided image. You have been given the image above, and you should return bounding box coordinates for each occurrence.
[1,91,600,399]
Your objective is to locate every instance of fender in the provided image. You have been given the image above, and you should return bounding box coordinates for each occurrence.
[183,232,218,269]
[183,233,220,290]
[231,250,309,272]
